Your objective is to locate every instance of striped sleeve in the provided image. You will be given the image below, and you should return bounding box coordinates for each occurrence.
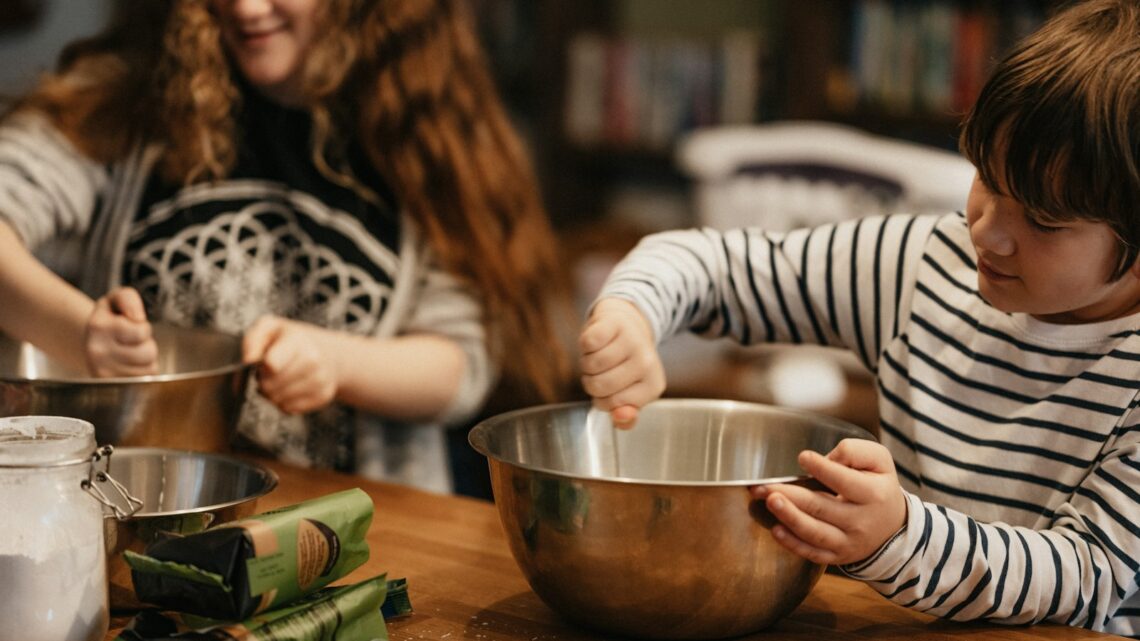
[845,410,1140,632]
[598,214,939,369]
[0,111,108,247]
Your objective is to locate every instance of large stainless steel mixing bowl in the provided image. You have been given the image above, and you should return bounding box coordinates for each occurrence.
[469,399,875,640]
[0,324,250,451]
[103,447,278,610]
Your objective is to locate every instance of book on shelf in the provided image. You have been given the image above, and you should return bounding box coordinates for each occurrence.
[845,0,1045,119]
[563,30,765,152]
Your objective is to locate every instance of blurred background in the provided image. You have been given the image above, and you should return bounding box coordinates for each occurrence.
[462,0,1048,445]
[0,0,1057,497]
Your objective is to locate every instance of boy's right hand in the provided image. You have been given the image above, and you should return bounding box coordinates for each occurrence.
[84,287,158,377]
[578,298,665,429]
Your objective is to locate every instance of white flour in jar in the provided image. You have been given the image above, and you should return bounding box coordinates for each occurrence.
[0,546,107,641]
[0,417,109,641]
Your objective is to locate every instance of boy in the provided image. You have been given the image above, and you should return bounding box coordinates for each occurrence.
[578,0,1140,635]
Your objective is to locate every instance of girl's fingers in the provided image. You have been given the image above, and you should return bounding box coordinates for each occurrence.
[242,316,284,364]
[109,317,153,346]
[108,287,148,323]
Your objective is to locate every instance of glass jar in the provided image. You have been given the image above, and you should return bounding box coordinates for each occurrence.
[0,416,137,641]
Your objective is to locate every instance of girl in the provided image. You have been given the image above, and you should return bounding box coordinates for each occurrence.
[0,0,568,491]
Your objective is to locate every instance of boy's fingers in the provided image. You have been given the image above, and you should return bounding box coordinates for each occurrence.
[611,404,639,429]
[826,439,890,471]
[758,481,845,524]
[793,437,889,504]
[578,344,627,376]
[770,525,838,566]
[578,318,619,354]
[764,491,845,559]
[798,447,882,505]
[590,377,661,415]
[580,355,643,398]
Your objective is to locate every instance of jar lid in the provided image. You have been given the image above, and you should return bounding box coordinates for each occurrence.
[0,416,96,467]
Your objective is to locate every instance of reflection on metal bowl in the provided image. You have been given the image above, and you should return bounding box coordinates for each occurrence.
[0,324,250,451]
[469,398,874,640]
[103,447,278,611]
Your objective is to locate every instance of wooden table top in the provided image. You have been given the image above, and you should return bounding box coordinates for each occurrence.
[107,457,1121,640]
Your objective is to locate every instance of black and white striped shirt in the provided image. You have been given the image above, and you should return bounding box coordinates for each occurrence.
[599,212,1140,636]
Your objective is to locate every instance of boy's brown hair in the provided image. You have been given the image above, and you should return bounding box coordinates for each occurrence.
[960,0,1140,279]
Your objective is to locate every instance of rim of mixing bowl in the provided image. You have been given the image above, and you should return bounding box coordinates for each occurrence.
[0,361,252,385]
[109,447,279,518]
[468,398,875,487]
[0,324,251,385]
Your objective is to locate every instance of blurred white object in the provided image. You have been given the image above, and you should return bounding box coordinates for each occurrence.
[671,121,976,412]
[677,120,976,232]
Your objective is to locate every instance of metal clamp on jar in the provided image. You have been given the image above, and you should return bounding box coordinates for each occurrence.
[0,416,142,641]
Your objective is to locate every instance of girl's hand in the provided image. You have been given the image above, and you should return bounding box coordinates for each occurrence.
[577,298,665,428]
[750,438,907,566]
[242,315,339,415]
[84,287,158,377]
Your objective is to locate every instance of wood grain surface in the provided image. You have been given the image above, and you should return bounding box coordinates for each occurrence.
[106,457,1122,640]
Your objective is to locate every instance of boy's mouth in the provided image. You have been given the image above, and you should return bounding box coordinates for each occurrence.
[978,258,1016,281]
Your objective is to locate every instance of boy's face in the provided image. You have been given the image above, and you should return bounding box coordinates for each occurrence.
[212,0,321,107]
[966,173,1140,323]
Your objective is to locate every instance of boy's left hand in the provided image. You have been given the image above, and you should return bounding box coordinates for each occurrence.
[750,438,906,566]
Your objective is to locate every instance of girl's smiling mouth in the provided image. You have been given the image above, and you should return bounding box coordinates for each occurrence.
[235,23,286,46]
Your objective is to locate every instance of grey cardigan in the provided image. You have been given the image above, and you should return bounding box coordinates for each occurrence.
[0,111,496,492]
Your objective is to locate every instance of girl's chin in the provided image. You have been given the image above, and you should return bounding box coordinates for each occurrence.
[244,76,306,106]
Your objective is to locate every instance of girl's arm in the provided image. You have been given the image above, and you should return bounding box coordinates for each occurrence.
[242,317,468,422]
[0,220,95,371]
[0,112,157,375]
[243,261,493,425]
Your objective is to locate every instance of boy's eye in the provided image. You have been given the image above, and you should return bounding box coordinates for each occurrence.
[1026,213,1065,233]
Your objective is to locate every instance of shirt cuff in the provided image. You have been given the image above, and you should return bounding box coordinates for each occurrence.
[839,490,925,580]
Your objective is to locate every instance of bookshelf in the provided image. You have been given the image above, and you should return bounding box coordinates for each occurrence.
[470,0,1057,227]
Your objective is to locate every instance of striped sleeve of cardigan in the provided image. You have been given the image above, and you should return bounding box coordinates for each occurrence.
[0,111,108,248]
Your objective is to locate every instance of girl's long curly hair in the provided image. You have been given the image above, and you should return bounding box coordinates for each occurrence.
[16,0,571,404]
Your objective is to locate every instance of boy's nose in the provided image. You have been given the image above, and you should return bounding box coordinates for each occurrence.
[968,206,1016,257]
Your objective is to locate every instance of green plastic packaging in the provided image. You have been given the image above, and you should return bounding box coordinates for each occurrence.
[125,488,374,620]
[114,574,412,641]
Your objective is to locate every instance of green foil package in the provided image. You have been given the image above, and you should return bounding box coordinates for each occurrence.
[114,574,412,641]
[124,488,374,620]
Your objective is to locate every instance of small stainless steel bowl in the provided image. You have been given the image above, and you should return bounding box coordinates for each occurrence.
[103,447,278,611]
[0,324,251,451]
[469,399,874,640]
